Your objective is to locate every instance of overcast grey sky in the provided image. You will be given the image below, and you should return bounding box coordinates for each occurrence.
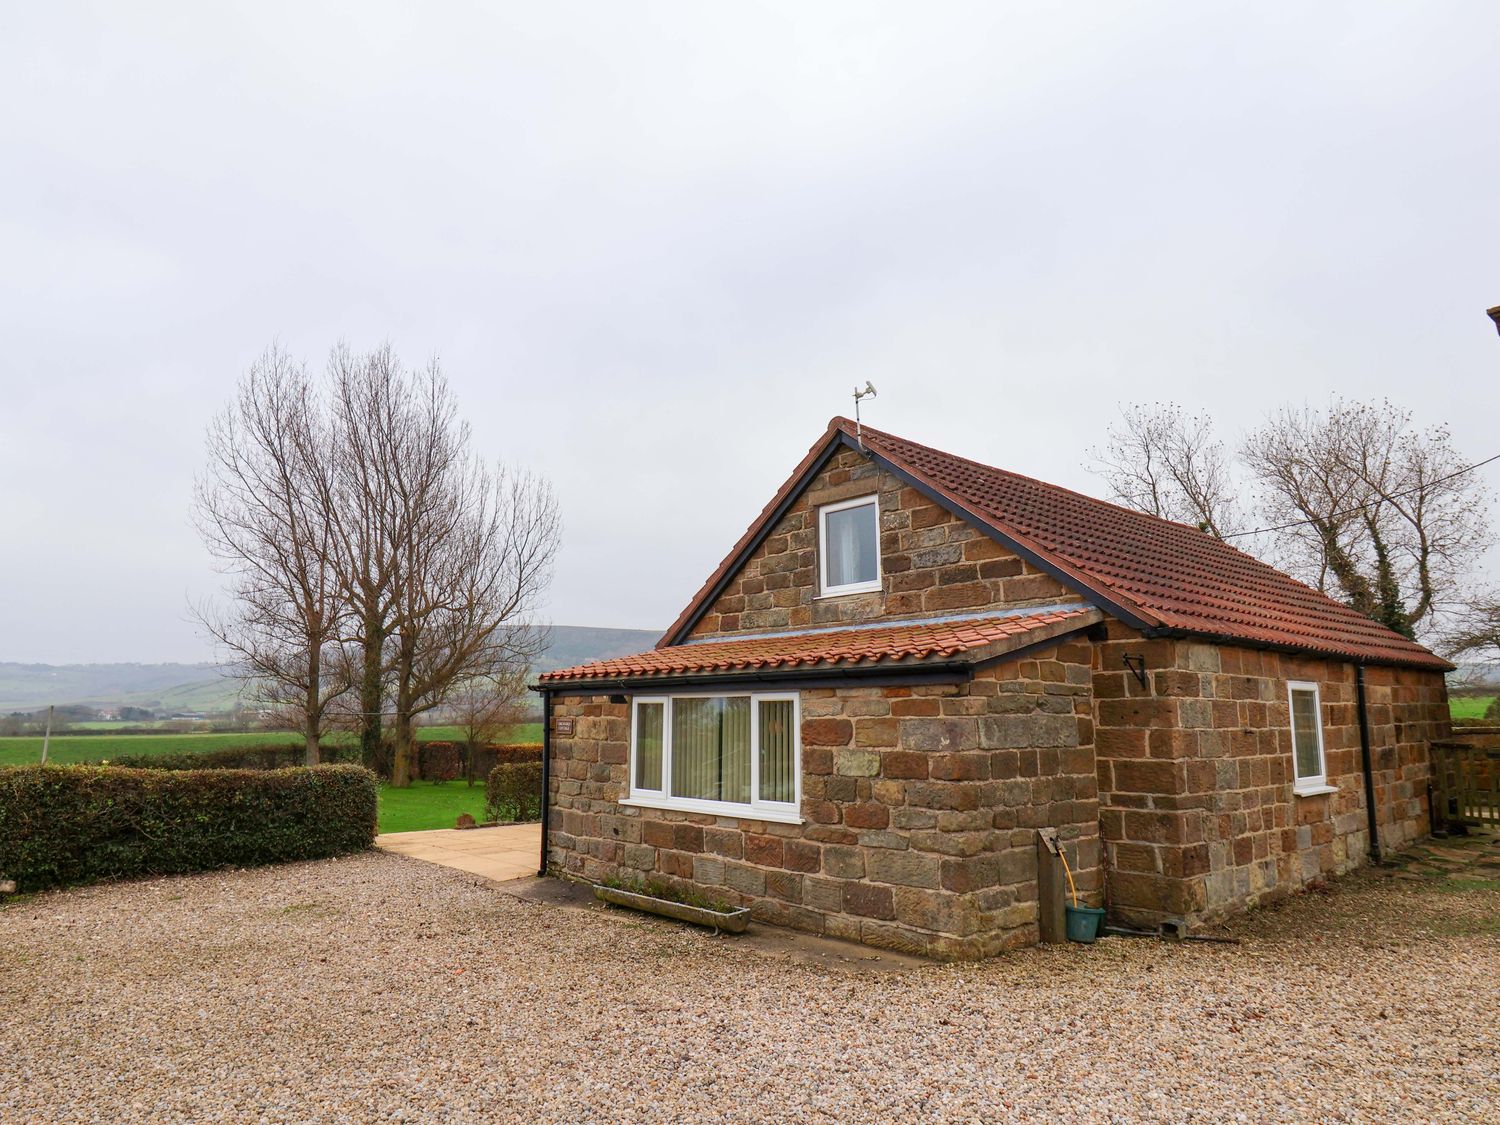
[2,2,1498,664]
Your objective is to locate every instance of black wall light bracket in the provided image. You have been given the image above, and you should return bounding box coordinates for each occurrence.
[1122,654,1149,689]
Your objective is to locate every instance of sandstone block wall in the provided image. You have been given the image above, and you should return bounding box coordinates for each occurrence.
[545,641,1099,959]
[1092,623,1448,925]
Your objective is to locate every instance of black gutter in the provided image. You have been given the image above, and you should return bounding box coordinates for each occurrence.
[538,689,553,877]
[1355,663,1381,863]
[536,660,975,698]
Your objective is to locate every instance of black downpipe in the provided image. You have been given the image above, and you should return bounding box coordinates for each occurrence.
[1356,664,1381,863]
[539,689,552,877]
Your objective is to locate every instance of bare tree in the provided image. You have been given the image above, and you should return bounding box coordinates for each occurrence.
[325,344,414,769]
[387,463,558,787]
[1242,400,1489,639]
[1093,398,1491,643]
[1089,404,1242,537]
[198,342,559,776]
[448,666,533,785]
[193,347,349,764]
[1443,592,1500,665]
[321,345,559,787]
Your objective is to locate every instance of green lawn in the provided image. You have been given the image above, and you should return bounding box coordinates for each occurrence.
[377,781,489,834]
[1450,696,1495,721]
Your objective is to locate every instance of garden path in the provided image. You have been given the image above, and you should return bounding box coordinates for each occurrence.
[375,823,540,882]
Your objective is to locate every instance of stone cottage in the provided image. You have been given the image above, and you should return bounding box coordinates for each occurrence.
[536,418,1452,958]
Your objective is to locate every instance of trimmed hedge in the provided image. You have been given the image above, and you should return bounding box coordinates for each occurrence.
[419,741,542,784]
[100,743,362,771]
[485,761,543,823]
[0,764,378,893]
[99,742,538,781]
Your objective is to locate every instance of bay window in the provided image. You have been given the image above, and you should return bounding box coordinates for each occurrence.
[626,693,801,821]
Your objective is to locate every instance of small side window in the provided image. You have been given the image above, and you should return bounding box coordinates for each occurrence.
[1287,681,1328,794]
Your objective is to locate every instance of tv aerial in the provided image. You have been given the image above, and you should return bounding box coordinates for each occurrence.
[853,381,877,449]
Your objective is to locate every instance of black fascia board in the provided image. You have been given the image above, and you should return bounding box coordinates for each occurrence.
[535,660,975,697]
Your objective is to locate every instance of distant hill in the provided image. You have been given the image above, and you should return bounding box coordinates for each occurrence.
[0,625,661,714]
[0,663,244,714]
[535,625,661,674]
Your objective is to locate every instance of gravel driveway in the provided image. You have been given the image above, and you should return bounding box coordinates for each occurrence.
[2,850,1496,1124]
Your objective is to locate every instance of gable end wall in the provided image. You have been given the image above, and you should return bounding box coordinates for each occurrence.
[687,447,1085,641]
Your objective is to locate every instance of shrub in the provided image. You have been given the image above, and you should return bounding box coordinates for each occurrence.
[1485,697,1500,721]
[485,761,543,823]
[0,764,378,893]
[416,741,462,783]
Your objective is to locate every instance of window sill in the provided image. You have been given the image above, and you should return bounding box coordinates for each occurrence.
[816,583,882,600]
[620,796,804,825]
[1293,783,1338,798]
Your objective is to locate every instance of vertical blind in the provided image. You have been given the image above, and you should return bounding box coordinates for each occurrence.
[671,696,751,804]
[758,698,795,803]
[1290,688,1322,779]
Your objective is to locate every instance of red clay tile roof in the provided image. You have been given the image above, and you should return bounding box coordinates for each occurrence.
[659,417,1451,672]
[539,608,1100,683]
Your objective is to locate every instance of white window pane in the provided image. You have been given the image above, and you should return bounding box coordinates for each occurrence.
[758,699,795,804]
[826,501,878,588]
[635,702,663,791]
[1291,689,1321,779]
[671,696,750,804]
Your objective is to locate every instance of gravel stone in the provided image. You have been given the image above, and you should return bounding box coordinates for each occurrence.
[1,852,1496,1123]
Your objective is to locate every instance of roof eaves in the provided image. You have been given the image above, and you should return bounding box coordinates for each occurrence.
[1147,624,1456,673]
[832,423,1160,633]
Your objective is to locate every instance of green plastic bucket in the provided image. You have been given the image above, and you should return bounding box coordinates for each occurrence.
[1064,904,1106,944]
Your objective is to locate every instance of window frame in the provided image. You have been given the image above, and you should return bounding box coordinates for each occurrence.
[1287,680,1334,796]
[818,493,883,598]
[629,696,668,798]
[621,690,803,824]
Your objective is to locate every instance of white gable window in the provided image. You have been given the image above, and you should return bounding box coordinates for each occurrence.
[623,693,801,823]
[1288,681,1333,796]
[819,494,881,596]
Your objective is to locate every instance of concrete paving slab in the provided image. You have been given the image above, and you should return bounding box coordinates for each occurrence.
[376,823,541,883]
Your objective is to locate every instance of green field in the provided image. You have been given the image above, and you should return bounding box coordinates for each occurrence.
[1450,697,1495,721]
[0,723,542,769]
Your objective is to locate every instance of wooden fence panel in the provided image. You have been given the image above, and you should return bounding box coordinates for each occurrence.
[1432,742,1500,827]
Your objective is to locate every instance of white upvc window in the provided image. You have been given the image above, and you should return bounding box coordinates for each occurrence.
[818,493,881,597]
[1287,681,1333,796]
[624,692,801,823]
